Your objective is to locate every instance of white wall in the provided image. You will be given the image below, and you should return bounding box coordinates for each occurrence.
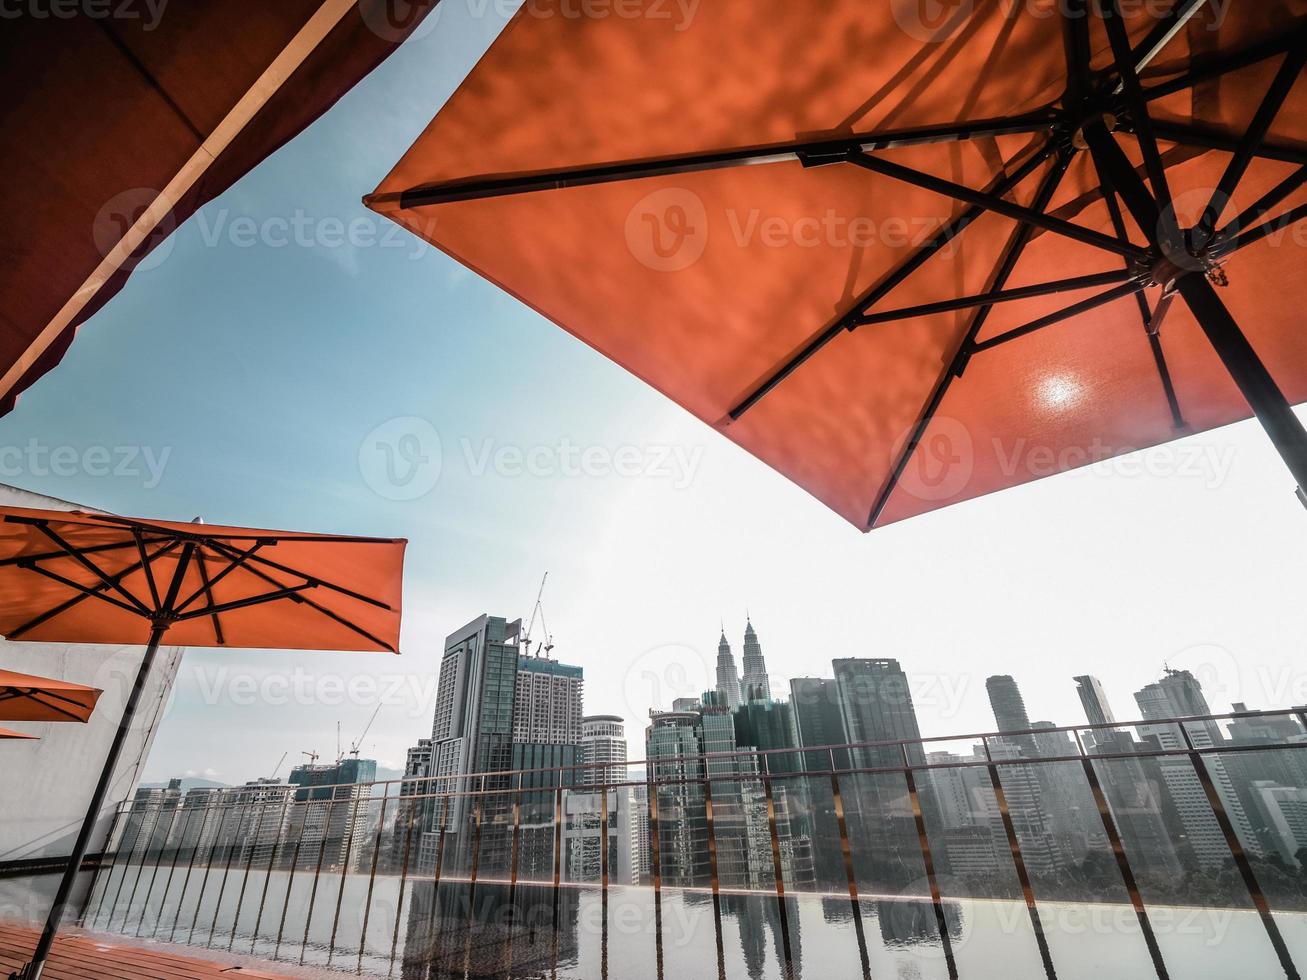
[0,484,182,918]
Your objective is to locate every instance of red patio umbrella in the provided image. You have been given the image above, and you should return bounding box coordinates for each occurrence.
[0,729,39,741]
[0,669,102,724]
[0,505,406,980]
[366,0,1307,533]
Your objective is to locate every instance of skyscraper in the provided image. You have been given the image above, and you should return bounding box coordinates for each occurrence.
[581,715,628,787]
[429,615,523,799]
[715,630,743,709]
[986,675,1032,734]
[1074,675,1117,728]
[790,677,850,771]
[740,618,772,703]
[1134,668,1262,867]
[832,658,925,767]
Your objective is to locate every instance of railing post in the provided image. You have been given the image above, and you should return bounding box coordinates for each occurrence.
[103,803,149,932]
[118,802,161,934]
[647,772,664,980]
[830,758,872,980]
[982,736,1057,980]
[146,805,194,939]
[299,790,342,965]
[1073,729,1169,980]
[188,798,236,944]
[901,742,958,980]
[134,800,183,937]
[387,786,419,972]
[355,791,389,975]
[273,795,312,959]
[1178,723,1299,980]
[77,805,123,927]
[208,795,254,947]
[250,790,294,954]
[423,791,452,957]
[702,773,727,980]
[326,792,365,966]
[761,756,795,980]
[226,791,276,950]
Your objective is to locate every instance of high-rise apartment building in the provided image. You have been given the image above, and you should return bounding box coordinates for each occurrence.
[986,675,1033,734]
[740,618,772,703]
[288,757,377,870]
[1135,668,1262,867]
[581,715,628,787]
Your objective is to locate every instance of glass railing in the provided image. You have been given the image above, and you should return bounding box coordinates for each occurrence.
[78,708,1307,979]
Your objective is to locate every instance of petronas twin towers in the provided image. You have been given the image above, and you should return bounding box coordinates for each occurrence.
[715,618,772,708]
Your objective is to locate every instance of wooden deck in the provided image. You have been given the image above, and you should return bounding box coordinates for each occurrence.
[0,924,297,979]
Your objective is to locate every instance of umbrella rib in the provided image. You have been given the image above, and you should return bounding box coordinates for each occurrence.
[1102,0,1176,225]
[239,551,393,609]
[1194,44,1307,247]
[1093,152,1188,431]
[32,522,151,615]
[1217,165,1307,243]
[969,281,1148,354]
[16,690,87,724]
[865,151,1072,529]
[1216,202,1307,256]
[192,548,226,645]
[15,562,147,619]
[852,271,1136,328]
[383,113,1058,209]
[5,540,180,640]
[202,539,396,651]
[1121,0,1210,84]
[845,149,1149,261]
[174,583,318,622]
[173,542,265,616]
[1142,28,1305,102]
[728,144,1056,421]
[133,528,162,611]
[1147,121,1307,168]
[0,535,168,568]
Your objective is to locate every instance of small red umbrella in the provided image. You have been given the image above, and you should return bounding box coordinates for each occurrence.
[0,728,39,741]
[0,505,406,980]
[0,668,102,724]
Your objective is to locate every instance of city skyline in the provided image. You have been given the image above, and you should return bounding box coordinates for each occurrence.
[144,610,1305,787]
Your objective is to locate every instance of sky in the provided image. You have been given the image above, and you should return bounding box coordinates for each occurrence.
[3,2,1307,785]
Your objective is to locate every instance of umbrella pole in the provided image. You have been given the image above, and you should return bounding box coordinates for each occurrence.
[1176,274,1307,502]
[17,624,169,980]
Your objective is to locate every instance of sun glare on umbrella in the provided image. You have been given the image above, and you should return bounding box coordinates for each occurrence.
[1038,375,1082,410]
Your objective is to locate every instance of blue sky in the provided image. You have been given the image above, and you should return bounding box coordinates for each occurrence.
[2,3,1307,784]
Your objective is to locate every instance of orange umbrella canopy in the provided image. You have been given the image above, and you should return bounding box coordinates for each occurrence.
[0,668,102,723]
[368,1,1307,530]
[0,507,406,652]
[0,0,440,418]
[0,728,39,740]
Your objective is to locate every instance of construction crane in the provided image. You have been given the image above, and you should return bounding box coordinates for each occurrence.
[522,572,554,659]
[270,751,288,779]
[348,703,383,759]
[300,750,320,768]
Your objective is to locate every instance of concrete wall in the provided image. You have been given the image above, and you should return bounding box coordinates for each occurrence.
[0,484,182,918]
